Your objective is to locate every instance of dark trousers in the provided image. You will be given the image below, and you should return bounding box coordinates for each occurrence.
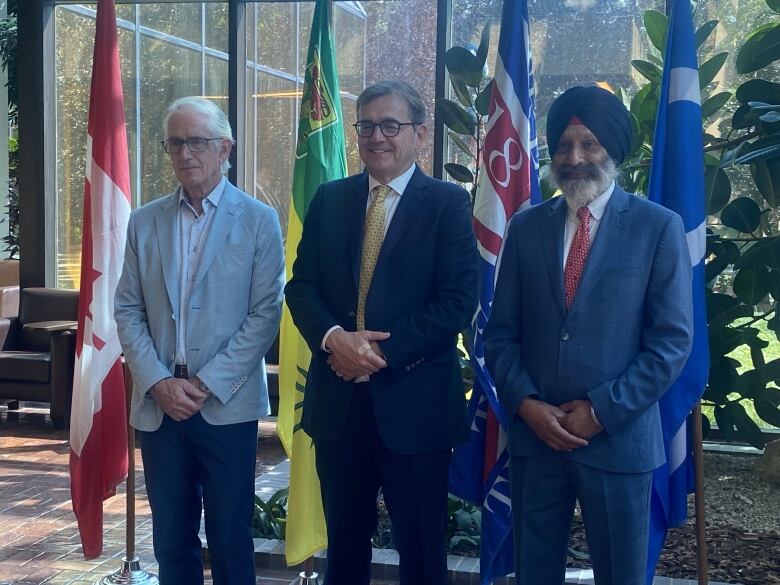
[510,453,652,585]
[139,413,258,585]
[314,387,451,585]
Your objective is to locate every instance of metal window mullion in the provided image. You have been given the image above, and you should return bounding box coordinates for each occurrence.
[134,5,142,208]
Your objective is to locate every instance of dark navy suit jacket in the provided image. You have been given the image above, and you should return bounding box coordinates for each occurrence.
[285,167,478,455]
[484,187,693,473]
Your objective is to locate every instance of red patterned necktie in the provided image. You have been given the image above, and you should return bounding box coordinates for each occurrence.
[564,206,592,309]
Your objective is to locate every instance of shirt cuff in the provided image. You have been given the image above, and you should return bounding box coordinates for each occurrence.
[321,325,343,352]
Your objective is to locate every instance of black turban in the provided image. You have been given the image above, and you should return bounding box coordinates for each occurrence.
[546,86,633,164]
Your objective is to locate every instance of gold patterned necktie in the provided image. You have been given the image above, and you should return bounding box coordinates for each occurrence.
[356,185,390,330]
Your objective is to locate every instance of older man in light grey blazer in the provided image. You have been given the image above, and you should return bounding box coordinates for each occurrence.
[115,96,284,585]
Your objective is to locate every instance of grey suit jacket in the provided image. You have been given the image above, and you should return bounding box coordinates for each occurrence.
[485,188,693,473]
[115,180,285,432]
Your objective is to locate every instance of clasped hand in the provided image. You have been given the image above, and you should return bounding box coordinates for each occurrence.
[518,398,603,452]
[150,377,210,421]
[325,328,390,381]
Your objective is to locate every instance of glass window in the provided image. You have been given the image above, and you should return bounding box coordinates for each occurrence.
[205,4,229,53]
[334,7,365,97]
[54,6,137,290]
[53,4,227,288]
[140,37,202,204]
[256,3,297,77]
[139,4,202,46]
[362,1,438,173]
[253,73,297,233]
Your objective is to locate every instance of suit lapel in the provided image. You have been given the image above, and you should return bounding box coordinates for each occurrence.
[569,188,631,313]
[348,174,369,290]
[540,196,567,317]
[194,182,244,286]
[377,167,426,267]
[155,191,180,312]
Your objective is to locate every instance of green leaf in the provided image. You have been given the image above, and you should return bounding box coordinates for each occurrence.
[720,197,762,233]
[726,401,766,448]
[474,80,493,117]
[436,98,477,135]
[761,385,780,406]
[755,397,780,426]
[701,91,732,119]
[445,46,483,88]
[448,131,474,159]
[451,76,473,108]
[644,9,669,53]
[762,357,780,382]
[630,83,654,117]
[732,103,762,129]
[736,22,780,74]
[704,165,731,215]
[708,303,754,329]
[709,325,748,355]
[632,59,662,85]
[707,290,740,316]
[733,264,771,304]
[476,21,491,68]
[736,78,780,104]
[736,369,767,399]
[734,238,780,271]
[713,405,735,441]
[699,52,729,90]
[695,20,719,48]
[444,162,475,183]
[706,241,740,282]
[744,139,780,208]
[701,412,711,438]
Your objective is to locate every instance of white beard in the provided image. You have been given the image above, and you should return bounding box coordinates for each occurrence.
[551,157,619,209]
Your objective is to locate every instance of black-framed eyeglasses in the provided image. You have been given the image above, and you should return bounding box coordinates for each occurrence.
[353,120,419,138]
[161,137,223,154]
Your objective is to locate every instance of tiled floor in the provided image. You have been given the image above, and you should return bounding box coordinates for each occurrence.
[0,402,295,585]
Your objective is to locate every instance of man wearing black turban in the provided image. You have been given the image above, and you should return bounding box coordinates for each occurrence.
[484,86,694,585]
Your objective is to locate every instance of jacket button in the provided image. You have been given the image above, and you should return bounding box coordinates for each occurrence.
[348,310,356,318]
[561,332,570,341]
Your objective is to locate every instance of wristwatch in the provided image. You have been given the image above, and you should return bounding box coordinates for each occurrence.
[197,378,212,395]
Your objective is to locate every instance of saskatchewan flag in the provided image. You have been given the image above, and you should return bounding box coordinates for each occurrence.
[277,0,347,566]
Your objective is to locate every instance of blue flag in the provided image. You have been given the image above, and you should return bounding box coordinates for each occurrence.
[646,1,709,581]
[448,1,540,582]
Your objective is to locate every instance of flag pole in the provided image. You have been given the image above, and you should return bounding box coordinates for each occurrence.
[692,402,708,585]
[95,364,159,585]
[293,557,319,585]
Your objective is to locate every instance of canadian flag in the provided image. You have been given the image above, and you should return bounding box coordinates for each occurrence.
[68,0,131,560]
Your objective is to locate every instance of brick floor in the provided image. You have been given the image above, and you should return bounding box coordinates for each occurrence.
[0,401,296,585]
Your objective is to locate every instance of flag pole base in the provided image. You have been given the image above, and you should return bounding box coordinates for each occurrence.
[293,569,320,585]
[94,556,159,585]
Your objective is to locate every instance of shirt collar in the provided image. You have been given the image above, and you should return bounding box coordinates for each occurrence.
[367,163,417,196]
[178,175,227,211]
[566,180,615,222]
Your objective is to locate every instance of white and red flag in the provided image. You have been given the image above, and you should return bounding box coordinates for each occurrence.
[69,0,131,560]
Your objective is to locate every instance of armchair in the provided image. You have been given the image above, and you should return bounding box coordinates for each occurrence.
[0,287,79,427]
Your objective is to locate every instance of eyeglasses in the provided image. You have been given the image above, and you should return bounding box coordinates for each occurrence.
[161,137,223,154]
[353,120,419,138]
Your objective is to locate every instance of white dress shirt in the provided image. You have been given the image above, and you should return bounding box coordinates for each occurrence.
[562,180,615,269]
[175,176,226,366]
[320,163,417,358]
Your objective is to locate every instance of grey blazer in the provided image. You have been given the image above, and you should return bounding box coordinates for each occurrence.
[115,180,284,432]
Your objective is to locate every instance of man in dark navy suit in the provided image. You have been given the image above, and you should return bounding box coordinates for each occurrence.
[485,86,694,585]
[285,80,477,585]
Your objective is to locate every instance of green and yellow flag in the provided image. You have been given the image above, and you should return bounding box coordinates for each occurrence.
[277,0,347,566]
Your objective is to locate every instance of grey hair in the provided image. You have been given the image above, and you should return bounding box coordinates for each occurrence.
[164,96,234,173]
[356,80,426,124]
